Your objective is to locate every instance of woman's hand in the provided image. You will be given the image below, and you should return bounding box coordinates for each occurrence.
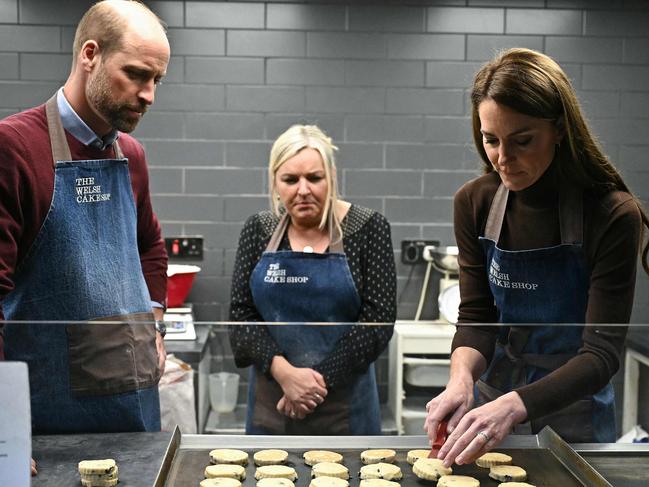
[437,391,528,468]
[31,458,37,476]
[276,394,324,419]
[270,356,328,412]
[423,374,475,446]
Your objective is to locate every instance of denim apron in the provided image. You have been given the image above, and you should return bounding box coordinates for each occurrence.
[475,183,616,442]
[2,95,161,434]
[246,213,381,435]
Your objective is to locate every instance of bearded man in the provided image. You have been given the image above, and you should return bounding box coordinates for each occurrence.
[0,0,169,444]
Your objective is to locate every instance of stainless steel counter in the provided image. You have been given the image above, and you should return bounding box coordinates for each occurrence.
[31,431,649,487]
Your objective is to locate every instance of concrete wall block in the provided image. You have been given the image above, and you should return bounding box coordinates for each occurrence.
[186,1,264,28]
[186,168,264,195]
[625,39,649,64]
[153,194,223,222]
[228,30,305,57]
[143,139,224,166]
[225,141,272,168]
[155,84,225,111]
[585,10,649,37]
[469,0,543,6]
[265,113,345,141]
[619,145,649,173]
[344,60,425,87]
[0,0,16,23]
[19,0,88,25]
[621,93,649,119]
[385,197,453,223]
[386,143,481,171]
[345,170,423,197]
[422,223,456,246]
[306,86,385,114]
[590,118,649,145]
[0,53,18,80]
[346,115,425,143]
[132,112,186,140]
[164,56,185,84]
[195,248,222,277]
[167,28,225,56]
[185,276,232,305]
[0,81,59,108]
[149,168,184,194]
[224,248,238,277]
[267,3,345,30]
[60,26,75,53]
[576,91,620,119]
[424,117,473,143]
[308,32,386,59]
[427,7,504,34]
[423,171,477,197]
[185,113,265,140]
[186,57,264,84]
[148,1,184,28]
[426,61,482,88]
[0,25,60,52]
[507,9,582,35]
[227,85,305,112]
[223,196,269,222]
[386,88,464,115]
[336,143,384,169]
[267,58,345,86]
[348,5,424,33]
[387,34,464,60]
[583,65,649,91]
[466,35,543,61]
[547,37,623,64]
[626,171,649,200]
[20,53,70,81]
[185,222,247,248]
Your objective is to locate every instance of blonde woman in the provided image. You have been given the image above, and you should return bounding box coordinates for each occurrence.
[425,48,649,466]
[229,125,396,435]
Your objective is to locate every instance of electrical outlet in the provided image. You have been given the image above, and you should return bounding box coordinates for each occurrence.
[165,236,203,260]
[401,239,440,265]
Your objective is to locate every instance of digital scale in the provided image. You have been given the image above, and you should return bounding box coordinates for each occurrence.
[162,306,196,340]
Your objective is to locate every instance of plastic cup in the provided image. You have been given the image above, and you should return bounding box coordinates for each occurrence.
[209,372,239,413]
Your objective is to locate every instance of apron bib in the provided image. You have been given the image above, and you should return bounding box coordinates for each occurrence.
[246,214,381,435]
[3,94,161,434]
[475,183,616,443]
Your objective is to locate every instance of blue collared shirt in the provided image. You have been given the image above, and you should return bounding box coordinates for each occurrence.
[56,87,119,151]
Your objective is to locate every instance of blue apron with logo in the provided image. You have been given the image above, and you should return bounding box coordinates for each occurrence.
[246,213,381,435]
[475,183,615,442]
[3,95,161,433]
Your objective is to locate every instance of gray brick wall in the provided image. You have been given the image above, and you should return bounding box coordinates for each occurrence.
[2,0,649,410]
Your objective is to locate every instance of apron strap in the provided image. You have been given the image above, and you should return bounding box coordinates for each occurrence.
[484,183,508,242]
[45,93,125,165]
[265,213,344,254]
[45,94,72,166]
[559,184,583,245]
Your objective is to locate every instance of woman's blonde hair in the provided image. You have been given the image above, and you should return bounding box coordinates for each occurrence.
[269,124,343,242]
[471,47,649,274]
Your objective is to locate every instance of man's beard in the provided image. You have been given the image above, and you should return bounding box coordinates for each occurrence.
[86,66,146,134]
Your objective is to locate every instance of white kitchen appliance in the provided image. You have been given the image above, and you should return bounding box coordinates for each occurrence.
[424,245,460,323]
[162,306,196,340]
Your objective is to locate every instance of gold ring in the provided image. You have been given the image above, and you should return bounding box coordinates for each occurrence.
[476,431,490,442]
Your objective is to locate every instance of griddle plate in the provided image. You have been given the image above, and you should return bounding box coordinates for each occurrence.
[163,447,585,487]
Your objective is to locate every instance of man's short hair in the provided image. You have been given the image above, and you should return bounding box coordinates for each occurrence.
[72,0,165,64]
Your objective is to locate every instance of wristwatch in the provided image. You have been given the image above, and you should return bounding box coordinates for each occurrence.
[155,320,166,338]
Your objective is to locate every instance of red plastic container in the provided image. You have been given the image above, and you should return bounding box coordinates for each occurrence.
[166,265,201,308]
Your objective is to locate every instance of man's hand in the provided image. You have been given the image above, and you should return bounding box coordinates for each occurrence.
[31,458,37,476]
[155,330,166,373]
[153,308,166,373]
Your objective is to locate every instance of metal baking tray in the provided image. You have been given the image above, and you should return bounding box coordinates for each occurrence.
[155,426,612,487]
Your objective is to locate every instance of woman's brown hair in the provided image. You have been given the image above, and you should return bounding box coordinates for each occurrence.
[471,47,649,274]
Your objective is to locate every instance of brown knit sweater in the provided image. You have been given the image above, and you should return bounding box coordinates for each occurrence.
[452,161,642,420]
